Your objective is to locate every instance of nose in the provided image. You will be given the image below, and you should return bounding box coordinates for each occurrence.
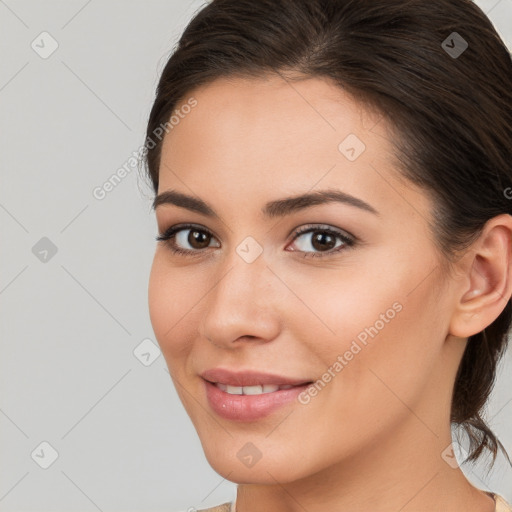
[198,251,281,348]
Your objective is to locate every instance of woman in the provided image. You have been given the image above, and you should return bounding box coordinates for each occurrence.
[143,0,512,510]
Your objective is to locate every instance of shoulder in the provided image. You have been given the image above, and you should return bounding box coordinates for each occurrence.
[495,494,512,512]
[196,502,234,512]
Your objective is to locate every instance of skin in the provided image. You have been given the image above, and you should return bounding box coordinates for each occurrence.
[148,74,512,511]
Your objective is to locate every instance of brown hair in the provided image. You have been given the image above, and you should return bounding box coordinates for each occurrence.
[142,0,512,468]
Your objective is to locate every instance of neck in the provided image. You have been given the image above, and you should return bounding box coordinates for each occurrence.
[234,414,495,512]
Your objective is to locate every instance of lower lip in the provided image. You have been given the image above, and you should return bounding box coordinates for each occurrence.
[204,379,311,422]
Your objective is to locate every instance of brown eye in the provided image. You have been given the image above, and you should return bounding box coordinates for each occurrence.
[156,224,220,256]
[287,224,355,258]
[310,231,337,251]
[187,229,212,249]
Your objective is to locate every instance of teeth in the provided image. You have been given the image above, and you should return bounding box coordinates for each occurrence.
[215,383,290,395]
[226,385,243,395]
[243,385,266,395]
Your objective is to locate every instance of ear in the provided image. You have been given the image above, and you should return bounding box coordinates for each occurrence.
[449,214,512,338]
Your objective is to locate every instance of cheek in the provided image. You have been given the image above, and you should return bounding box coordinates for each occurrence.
[273,251,413,357]
[322,273,446,437]
[283,249,446,419]
[147,255,198,362]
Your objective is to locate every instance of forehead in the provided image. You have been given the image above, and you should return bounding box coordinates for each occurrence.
[156,74,431,230]
[160,74,391,178]
[166,74,384,155]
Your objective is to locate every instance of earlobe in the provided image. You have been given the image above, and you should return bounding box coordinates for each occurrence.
[449,214,512,338]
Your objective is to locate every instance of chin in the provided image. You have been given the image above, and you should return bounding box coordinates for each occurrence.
[202,444,314,485]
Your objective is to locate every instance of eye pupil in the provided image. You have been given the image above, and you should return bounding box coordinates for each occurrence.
[312,232,335,251]
[189,230,210,249]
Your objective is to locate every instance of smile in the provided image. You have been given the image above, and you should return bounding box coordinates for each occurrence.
[214,383,298,395]
[204,379,314,421]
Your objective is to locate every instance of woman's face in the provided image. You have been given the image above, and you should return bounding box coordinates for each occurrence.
[148,75,463,484]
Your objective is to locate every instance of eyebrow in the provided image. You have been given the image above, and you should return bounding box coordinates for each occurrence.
[152,188,379,218]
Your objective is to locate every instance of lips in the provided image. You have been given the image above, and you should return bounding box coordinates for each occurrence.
[200,368,315,421]
[203,379,314,421]
[200,368,312,388]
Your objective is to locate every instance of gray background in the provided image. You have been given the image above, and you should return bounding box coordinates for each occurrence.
[1,1,511,510]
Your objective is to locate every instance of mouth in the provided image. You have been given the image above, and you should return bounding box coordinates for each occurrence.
[199,368,315,421]
[200,368,313,388]
[202,378,315,422]
[205,380,314,396]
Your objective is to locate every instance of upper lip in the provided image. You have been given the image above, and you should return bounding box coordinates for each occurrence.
[200,368,312,387]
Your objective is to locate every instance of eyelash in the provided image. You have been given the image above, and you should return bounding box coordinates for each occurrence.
[155,223,356,259]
